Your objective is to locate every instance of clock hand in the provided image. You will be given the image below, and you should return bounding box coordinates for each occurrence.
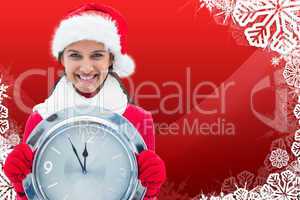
[67,137,85,174]
[82,142,88,173]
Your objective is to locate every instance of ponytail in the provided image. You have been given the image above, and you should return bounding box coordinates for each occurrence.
[108,65,133,104]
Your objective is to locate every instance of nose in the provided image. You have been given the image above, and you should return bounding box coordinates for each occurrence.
[79,59,94,74]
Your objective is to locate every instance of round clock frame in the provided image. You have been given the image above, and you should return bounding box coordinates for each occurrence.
[22,106,147,200]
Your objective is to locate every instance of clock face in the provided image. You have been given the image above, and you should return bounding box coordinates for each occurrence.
[34,122,134,200]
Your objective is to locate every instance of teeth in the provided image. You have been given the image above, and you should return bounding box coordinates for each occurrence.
[79,75,95,80]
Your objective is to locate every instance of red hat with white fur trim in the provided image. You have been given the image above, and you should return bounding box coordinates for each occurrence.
[51,3,135,77]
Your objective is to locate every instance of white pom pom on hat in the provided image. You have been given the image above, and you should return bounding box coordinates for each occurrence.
[51,3,135,78]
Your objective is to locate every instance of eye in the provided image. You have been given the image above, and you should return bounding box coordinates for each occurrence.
[69,53,82,59]
[91,53,104,59]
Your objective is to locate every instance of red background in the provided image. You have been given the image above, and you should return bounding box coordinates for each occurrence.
[0,0,286,197]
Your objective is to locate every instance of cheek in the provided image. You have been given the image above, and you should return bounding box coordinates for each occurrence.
[64,64,78,79]
[95,56,112,71]
[97,59,110,69]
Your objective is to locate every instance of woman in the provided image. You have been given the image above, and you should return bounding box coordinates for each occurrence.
[3,3,166,200]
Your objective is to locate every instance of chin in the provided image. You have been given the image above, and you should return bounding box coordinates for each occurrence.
[81,88,97,94]
[76,85,98,94]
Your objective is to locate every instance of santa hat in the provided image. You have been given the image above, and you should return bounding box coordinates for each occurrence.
[51,3,135,77]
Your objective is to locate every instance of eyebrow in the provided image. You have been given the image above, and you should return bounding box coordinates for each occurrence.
[66,49,107,53]
[91,50,107,53]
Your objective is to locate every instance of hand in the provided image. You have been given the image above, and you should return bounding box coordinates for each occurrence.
[3,143,34,197]
[137,150,166,198]
[82,142,88,173]
[68,137,85,173]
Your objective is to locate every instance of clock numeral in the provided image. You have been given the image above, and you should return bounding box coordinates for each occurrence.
[51,147,61,155]
[112,153,122,160]
[80,128,96,144]
[80,133,95,144]
[86,135,95,144]
[47,182,58,189]
[44,161,53,174]
[98,129,107,141]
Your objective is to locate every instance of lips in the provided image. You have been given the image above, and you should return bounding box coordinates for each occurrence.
[77,74,98,80]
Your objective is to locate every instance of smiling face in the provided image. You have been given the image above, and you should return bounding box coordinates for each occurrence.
[61,40,113,94]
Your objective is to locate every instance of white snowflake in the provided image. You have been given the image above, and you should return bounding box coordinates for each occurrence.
[198,192,235,200]
[0,105,8,119]
[286,160,300,176]
[0,164,16,200]
[221,170,265,194]
[293,104,300,118]
[269,148,290,168]
[3,120,22,141]
[199,0,217,11]
[233,0,300,55]
[260,170,300,199]
[291,129,300,158]
[283,59,300,88]
[287,86,300,100]
[283,42,300,62]
[0,121,9,136]
[0,104,9,136]
[295,129,300,141]
[7,134,20,147]
[271,56,281,66]
[0,142,12,165]
[0,78,9,105]
[233,188,249,199]
[291,141,300,158]
[213,0,237,25]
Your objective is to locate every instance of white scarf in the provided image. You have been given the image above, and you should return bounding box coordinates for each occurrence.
[33,74,128,119]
